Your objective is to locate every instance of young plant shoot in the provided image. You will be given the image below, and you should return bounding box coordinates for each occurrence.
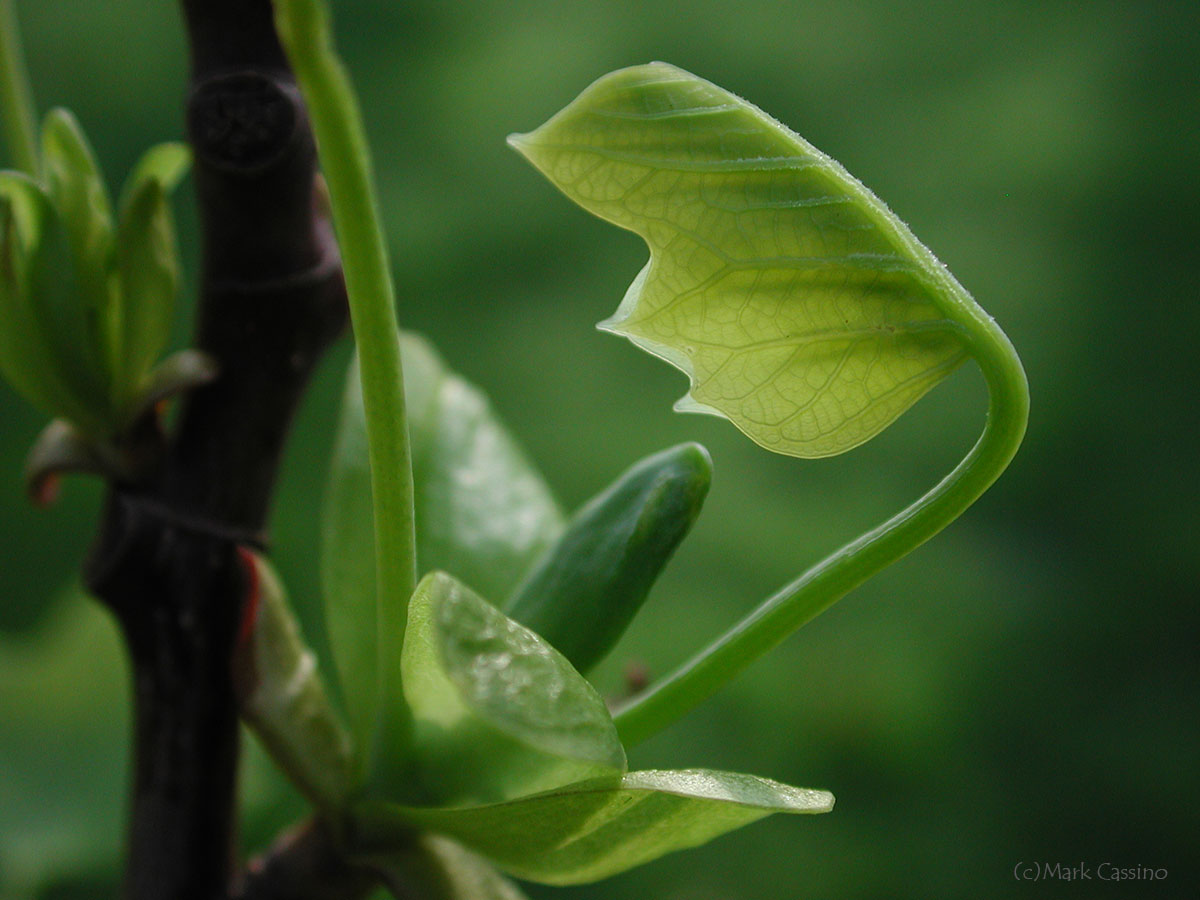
[265,0,1028,892]
[0,0,1027,895]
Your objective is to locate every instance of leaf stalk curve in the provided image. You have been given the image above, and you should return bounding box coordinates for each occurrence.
[613,316,1028,745]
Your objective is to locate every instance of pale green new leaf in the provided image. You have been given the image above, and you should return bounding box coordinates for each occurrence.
[0,173,109,432]
[322,333,563,753]
[40,109,116,388]
[510,62,970,458]
[357,768,833,886]
[117,141,190,214]
[398,572,625,806]
[116,178,178,398]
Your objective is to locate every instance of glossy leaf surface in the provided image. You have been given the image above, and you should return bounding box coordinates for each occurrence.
[399,572,625,805]
[359,768,832,886]
[511,63,970,458]
[323,333,563,753]
[504,442,711,673]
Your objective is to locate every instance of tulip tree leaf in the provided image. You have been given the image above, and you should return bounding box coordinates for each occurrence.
[116,178,178,396]
[0,173,110,433]
[404,334,564,598]
[40,109,116,385]
[510,62,970,458]
[118,142,190,214]
[398,572,625,806]
[323,333,563,753]
[357,768,833,886]
[504,442,711,674]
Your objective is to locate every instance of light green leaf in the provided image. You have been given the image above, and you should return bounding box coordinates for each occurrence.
[115,177,178,397]
[510,62,970,458]
[40,109,116,387]
[117,141,190,214]
[398,572,625,806]
[505,442,711,674]
[0,173,109,432]
[233,553,354,813]
[356,768,833,886]
[404,333,564,599]
[323,333,563,755]
[369,835,531,900]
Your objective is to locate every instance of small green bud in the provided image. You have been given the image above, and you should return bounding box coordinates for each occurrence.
[504,442,712,674]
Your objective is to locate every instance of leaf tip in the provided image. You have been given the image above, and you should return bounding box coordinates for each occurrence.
[506,131,534,155]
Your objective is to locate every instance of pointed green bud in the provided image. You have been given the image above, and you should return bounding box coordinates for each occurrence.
[504,443,712,674]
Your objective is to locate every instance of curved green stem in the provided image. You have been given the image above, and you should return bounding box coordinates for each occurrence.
[274,0,416,774]
[0,0,38,176]
[614,316,1028,747]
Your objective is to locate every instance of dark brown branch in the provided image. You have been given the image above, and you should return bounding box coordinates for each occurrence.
[84,2,348,898]
[234,820,378,900]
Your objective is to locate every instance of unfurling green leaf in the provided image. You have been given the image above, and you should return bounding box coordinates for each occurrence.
[115,142,190,399]
[0,113,190,439]
[233,552,354,813]
[0,171,110,432]
[505,442,711,673]
[397,572,625,806]
[323,333,563,756]
[40,109,114,348]
[115,180,176,396]
[117,141,190,213]
[356,768,832,886]
[510,62,970,458]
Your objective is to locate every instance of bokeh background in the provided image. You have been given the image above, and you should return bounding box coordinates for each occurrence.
[2,1,1197,897]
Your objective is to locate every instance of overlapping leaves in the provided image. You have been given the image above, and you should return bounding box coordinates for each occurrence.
[241,333,832,896]
[0,108,196,440]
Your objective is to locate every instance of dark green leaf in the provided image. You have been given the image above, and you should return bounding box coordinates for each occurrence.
[323,333,563,754]
[357,768,833,886]
[397,572,625,806]
[404,333,564,599]
[505,442,711,673]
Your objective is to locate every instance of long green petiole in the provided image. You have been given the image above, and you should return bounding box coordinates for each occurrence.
[614,309,1029,746]
[274,0,416,774]
[0,0,38,176]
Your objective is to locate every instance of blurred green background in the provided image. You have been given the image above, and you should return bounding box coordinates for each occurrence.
[2,0,1197,897]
